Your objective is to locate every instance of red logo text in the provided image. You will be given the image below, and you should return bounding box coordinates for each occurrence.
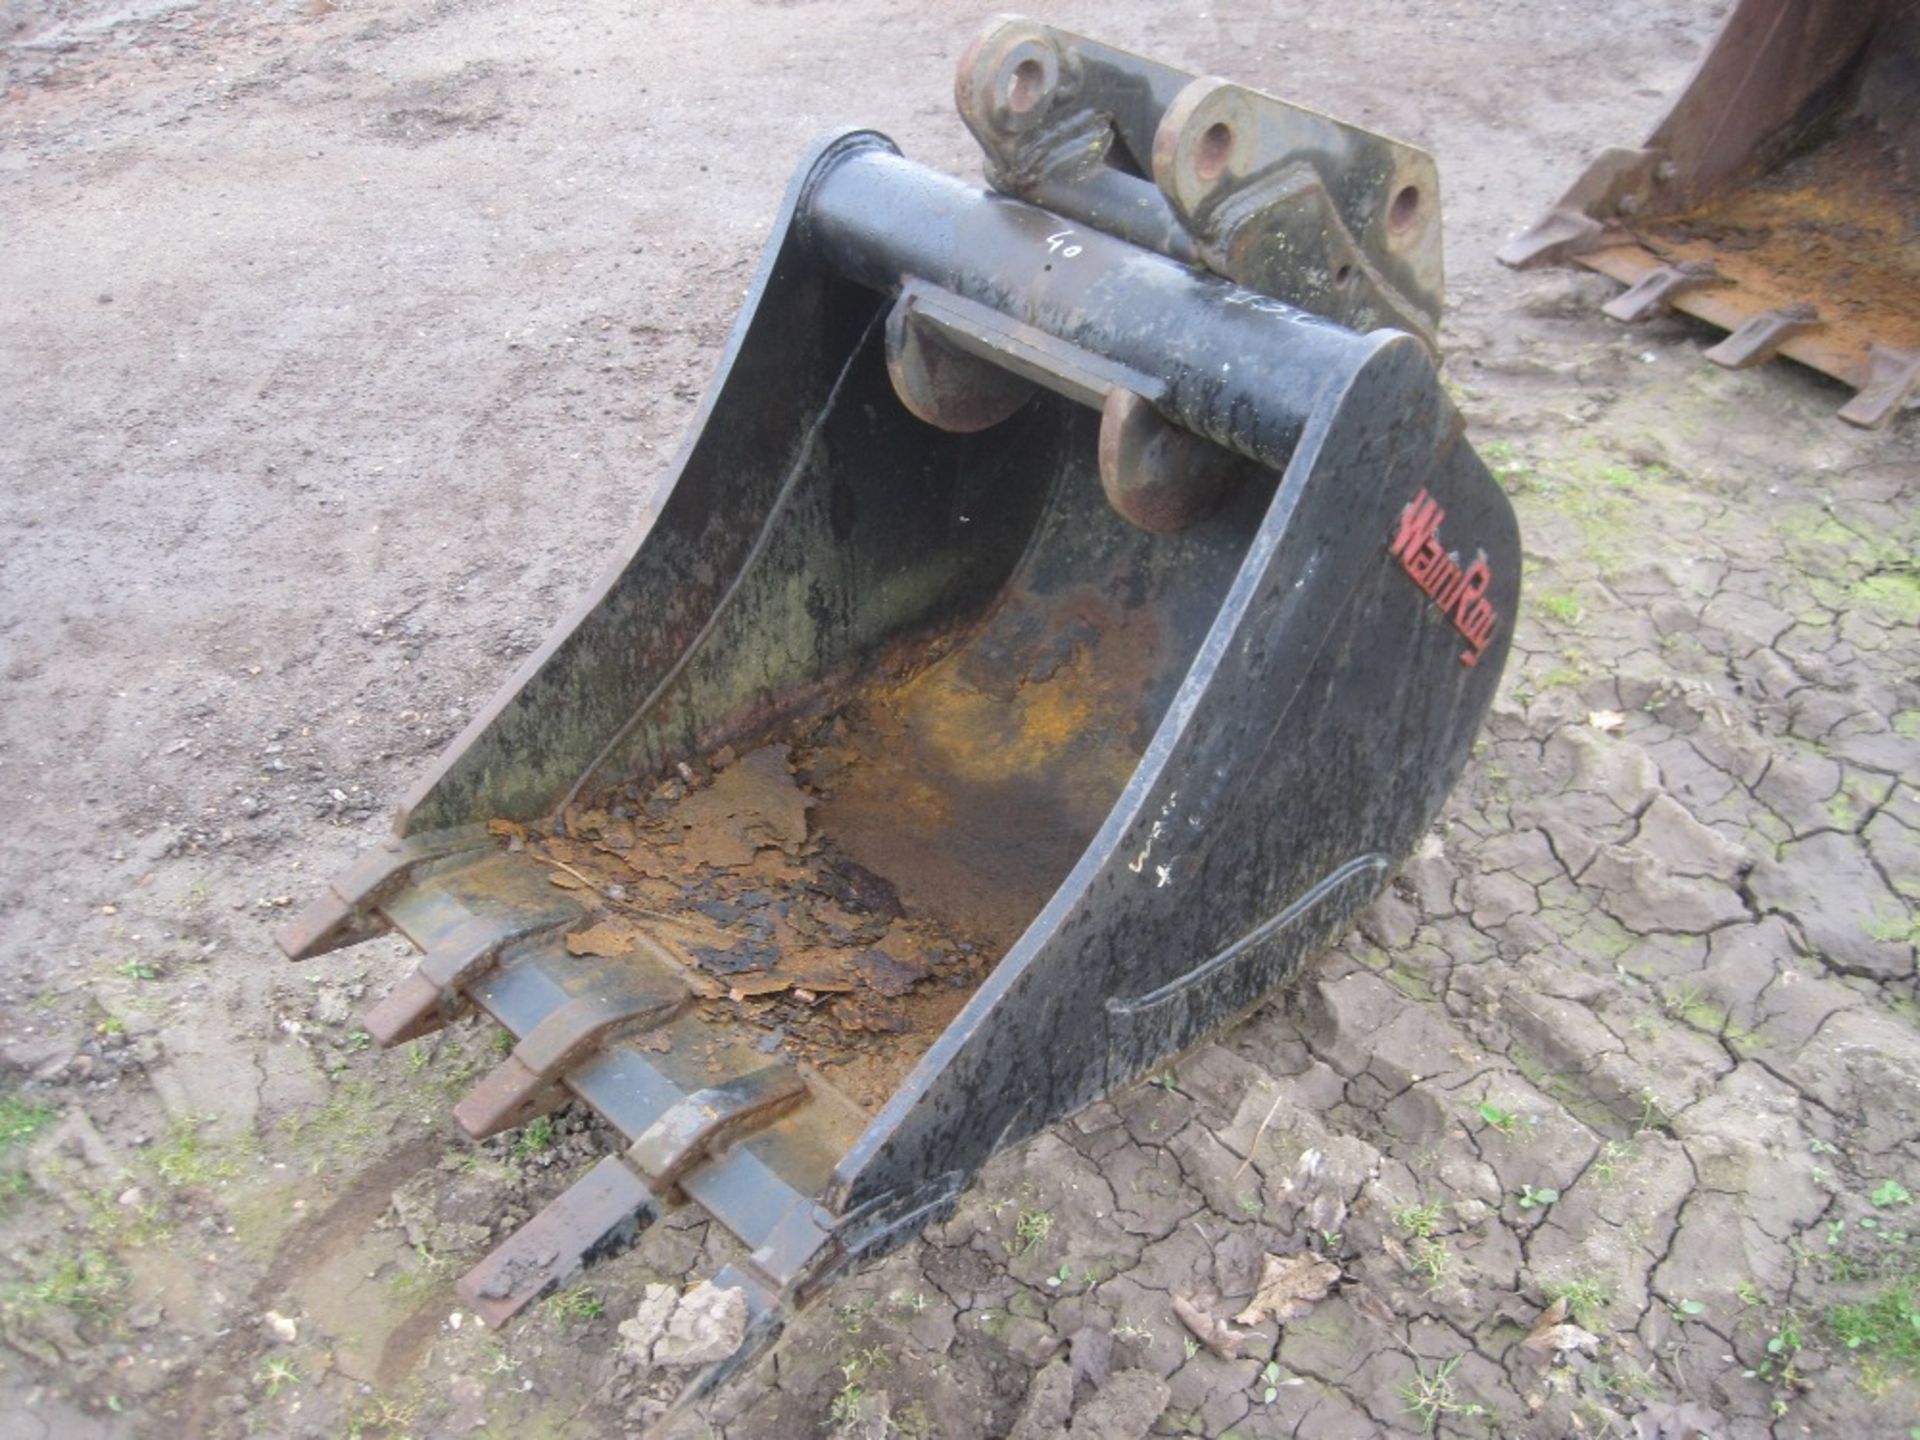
[1388,489,1499,667]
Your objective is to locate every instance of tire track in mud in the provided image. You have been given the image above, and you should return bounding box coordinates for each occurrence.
[160,1134,444,1435]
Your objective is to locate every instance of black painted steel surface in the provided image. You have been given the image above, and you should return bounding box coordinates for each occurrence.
[278,33,1520,1422]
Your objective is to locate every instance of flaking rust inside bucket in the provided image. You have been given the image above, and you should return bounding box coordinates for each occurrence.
[1638,119,1919,354]
[492,581,1163,1113]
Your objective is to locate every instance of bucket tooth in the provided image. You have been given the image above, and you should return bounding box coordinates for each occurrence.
[453,1070,813,1326]
[1494,207,1610,270]
[625,1063,810,1199]
[361,914,571,1047]
[1703,302,1824,370]
[362,973,446,1048]
[452,1056,570,1141]
[453,977,689,1140]
[1838,346,1920,430]
[456,1154,661,1326]
[274,825,493,961]
[1600,260,1720,323]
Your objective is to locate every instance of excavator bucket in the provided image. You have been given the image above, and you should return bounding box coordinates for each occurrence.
[1499,0,1919,428]
[278,16,1518,1418]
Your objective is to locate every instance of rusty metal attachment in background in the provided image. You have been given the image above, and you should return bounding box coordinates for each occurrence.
[279,16,1519,1426]
[1499,0,1920,428]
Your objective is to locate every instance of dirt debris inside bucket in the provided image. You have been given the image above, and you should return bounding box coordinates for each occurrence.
[496,736,1001,1114]
[488,584,1160,1113]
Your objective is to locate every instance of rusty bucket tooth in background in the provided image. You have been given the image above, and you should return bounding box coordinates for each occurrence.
[1499,0,1920,428]
[279,15,1520,1424]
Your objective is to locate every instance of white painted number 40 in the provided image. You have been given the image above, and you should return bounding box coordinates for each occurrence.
[1045,229,1083,258]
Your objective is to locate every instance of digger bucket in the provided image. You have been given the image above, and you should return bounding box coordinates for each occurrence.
[1499,0,1919,428]
[278,16,1518,1414]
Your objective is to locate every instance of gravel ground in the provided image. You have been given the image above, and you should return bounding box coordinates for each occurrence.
[2,1,1915,1437]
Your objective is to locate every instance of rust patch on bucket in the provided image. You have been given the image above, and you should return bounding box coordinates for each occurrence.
[1577,118,1919,392]
[1642,120,1918,351]
[806,582,1161,947]
[494,580,1165,1113]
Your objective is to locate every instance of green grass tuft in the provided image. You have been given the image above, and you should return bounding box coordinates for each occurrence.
[0,1094,55,1151]
[1829,1278,1920,1374]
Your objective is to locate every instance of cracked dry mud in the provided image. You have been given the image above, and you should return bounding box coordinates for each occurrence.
[1,1,1915,1438]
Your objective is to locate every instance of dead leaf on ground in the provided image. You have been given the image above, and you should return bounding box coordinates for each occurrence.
[1521,1295,1599,1360]
[1523,1323,1598,1358]
[566,922,635,958]
[1588,709,1627,733]
[1171,1293,1247,1359]
[1233,1252,1340,1326]
[487,818,527,840]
